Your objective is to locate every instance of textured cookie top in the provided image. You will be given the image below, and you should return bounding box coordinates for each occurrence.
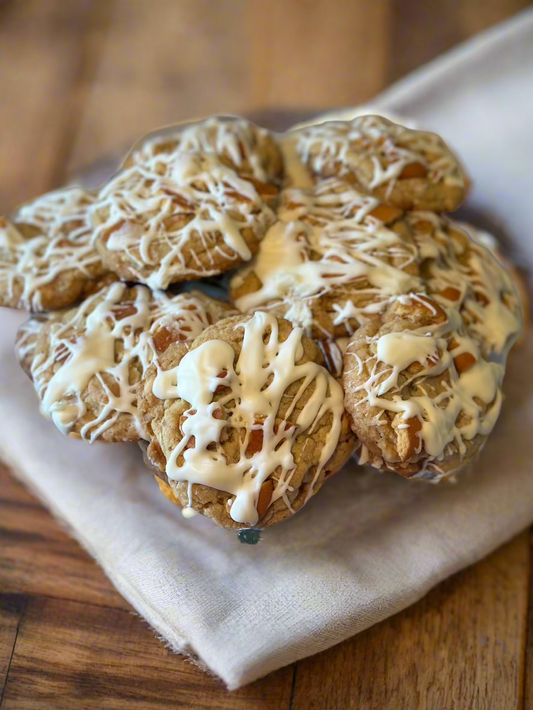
[139,311,354,529]
[343,295,513,480]
[23,282,236,443]
[92,151,276,290]
[0,189,107,312]
[294,115,467,211]
[15,315,47,379]
[457,221,528,348]
[127,116,284,185]
[230,178,421,339]
[408,212,522,358]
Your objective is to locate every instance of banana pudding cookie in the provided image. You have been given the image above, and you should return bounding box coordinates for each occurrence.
[139,311,355,529]
[230,178,421,340]
[0,188,108,312]
[294,115,467,212]
[408,212,522,359]
[343,295,518,480]
[92,151,276,290]
[126,116,284,186]
[21,282,237,443]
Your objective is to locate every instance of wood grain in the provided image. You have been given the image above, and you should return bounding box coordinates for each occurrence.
[0,596,26,703]
[291,533,530,710]
[388,0,531,82]
[248,0,390,111]
[67,0,250,174]
[523,528,533,709]
[0,466,127,610]
[0,597,294,710]
[0,0,102,211]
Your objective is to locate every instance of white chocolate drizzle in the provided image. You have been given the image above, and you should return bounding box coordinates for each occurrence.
[409,212,522,358]
[231,179,420,336]
[0,189,101,311]
[128,117,277,183]
[92,152,275,290]
[457,222,522,355]
[152,312,345,525]
[375,331,440,395]
[15,315,47,377]
[278,133,315,189]
[295,115,464,191]
[29,284,226,442]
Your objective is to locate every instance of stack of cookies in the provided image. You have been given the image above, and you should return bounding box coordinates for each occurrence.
[2,115,523,535]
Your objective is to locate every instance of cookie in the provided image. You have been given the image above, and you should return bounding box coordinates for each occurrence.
[294,115,467,212]
[0,188,108,312]
[343,296,508,480]
[126,116,284,185]
[15,314,49,380]
[408,212,522,359]
[80,271,120,299]
[23,282,237,443]
[138,311,356,529]
[230,178,421,340]
[459,221,529,346]
[92,151,277,290]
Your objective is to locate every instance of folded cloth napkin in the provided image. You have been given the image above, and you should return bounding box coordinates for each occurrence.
[1,9,533,689]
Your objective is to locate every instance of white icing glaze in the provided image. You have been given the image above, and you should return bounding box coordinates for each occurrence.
[30,284,223,442]
[232,179,420,336]
[295,115,463,190]
[358,443,370,465]
[279,133,315,189]
[457,222,522,355]
[289,107,420,132]
[181,506,198,519]
[345,296,506,474]
[129,117,276,183]
[15,315,47,372]
[410,213,522,358]
[92,151,274,290]
[152,312,345,525]
[0,189,100,310]
[376,332,440,395]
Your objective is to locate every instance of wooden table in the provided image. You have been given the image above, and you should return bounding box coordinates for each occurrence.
[1,1,532,707]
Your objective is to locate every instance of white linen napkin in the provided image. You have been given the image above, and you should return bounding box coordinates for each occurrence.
[1,9,533,689]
